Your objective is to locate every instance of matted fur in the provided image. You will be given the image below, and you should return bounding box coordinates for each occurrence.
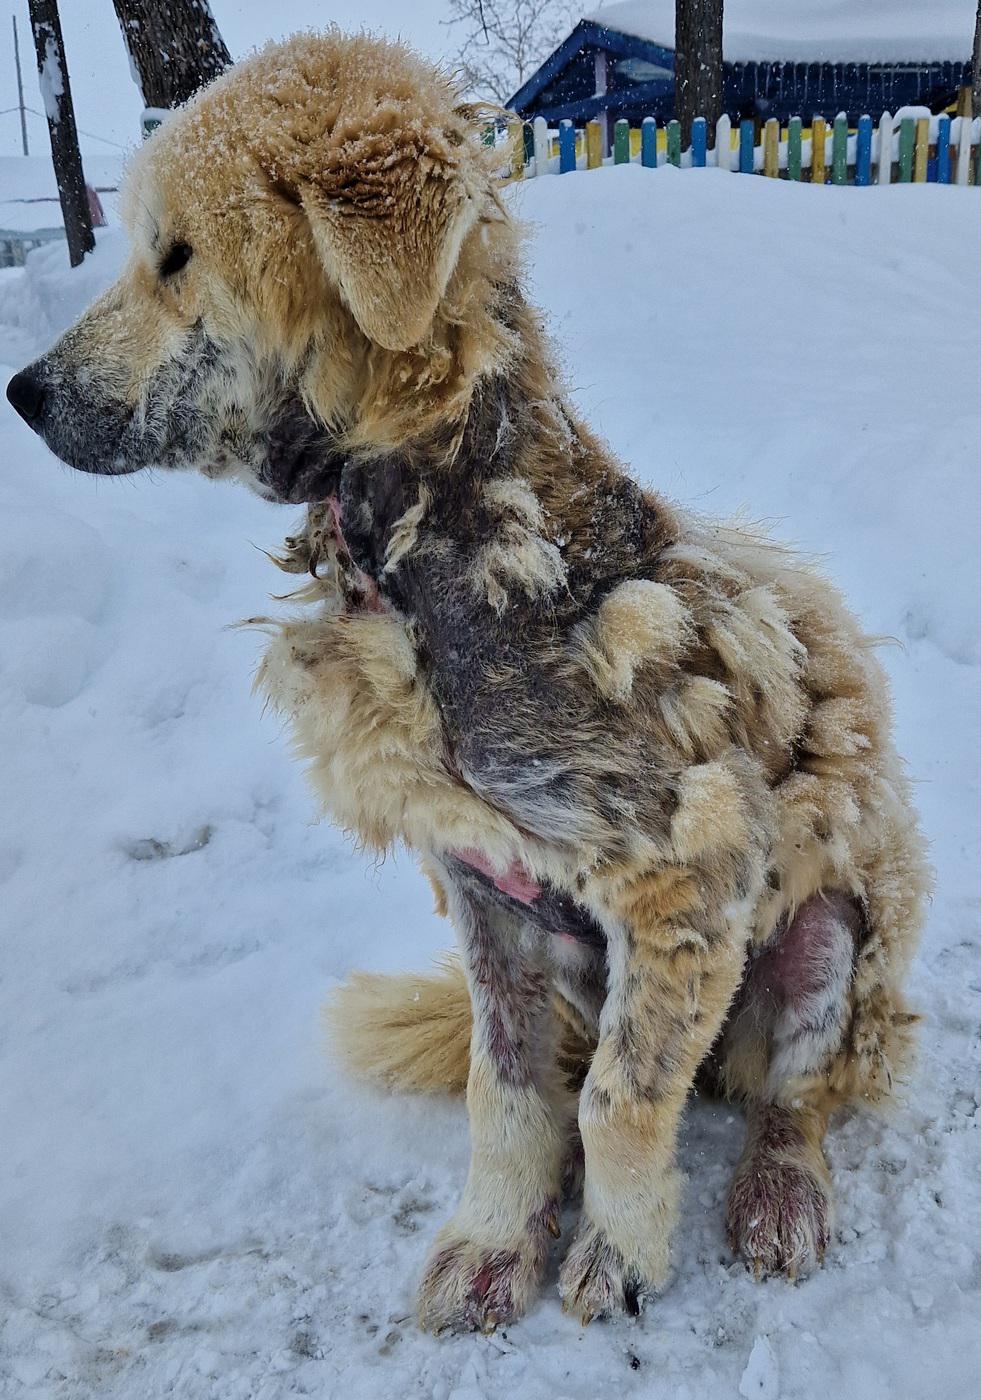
[12,29,930,1336]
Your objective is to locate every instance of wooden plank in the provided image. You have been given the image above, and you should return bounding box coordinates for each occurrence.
[533,115,549,176]
[937,113,951,183]
[832,113,848,184]
[739,118,754,173]
[715,114,731,169]
[641,116,657,168]
[586,120,603,170]
[787,115,802,180]
[878,110,893,184]
[510,123,525,180]
[913,116,929,182]
[812,115,827,183]
[763,118,779,176]
[614,118,630,164]
[667,119,681,167]
[956,115,972,185]
[898,117,915,181]
[692,116,707,167]
[855,114,872,185]
[559,119,576,173]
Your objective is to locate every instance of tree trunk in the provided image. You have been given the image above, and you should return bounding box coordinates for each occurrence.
[675,0,724,147]
[973,0,981,117]
[27,0,93,268]
[112,0,231,110]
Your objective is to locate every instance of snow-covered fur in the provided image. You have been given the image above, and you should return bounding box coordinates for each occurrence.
[10,31,929,1334]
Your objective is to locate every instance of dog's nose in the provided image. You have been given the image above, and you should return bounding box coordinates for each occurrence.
[6,370,46,424]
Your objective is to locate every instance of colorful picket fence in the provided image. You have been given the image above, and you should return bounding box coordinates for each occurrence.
[500,111,981,187]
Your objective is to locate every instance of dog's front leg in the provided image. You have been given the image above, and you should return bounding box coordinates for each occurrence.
[417,866,569,1334]
[559,865,746,1322]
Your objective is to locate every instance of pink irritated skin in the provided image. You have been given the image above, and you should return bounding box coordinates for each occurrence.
[755,890,860,1007]
[453,848,543,905]
[326,493,383,612]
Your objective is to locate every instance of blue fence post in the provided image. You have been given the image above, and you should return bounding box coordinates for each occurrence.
[692,116,707,167]
[937,114,951,183]
[559,119,576,173]
[641,115,657,168]
[739,120,755,173]
[856,115,872,185]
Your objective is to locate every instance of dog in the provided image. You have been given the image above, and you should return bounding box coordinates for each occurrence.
[6,30,929,1333]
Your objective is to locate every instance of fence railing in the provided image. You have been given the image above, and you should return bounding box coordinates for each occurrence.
[500,111,981,187]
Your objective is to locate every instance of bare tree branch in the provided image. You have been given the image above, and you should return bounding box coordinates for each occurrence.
[445,0,578,104]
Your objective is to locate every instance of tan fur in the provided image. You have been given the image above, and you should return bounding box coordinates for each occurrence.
[326,959,471,1096]
[41,31,928,1330]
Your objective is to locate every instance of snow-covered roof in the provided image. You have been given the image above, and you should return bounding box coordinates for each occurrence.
[0,155,123,234]
[584,0,975,64]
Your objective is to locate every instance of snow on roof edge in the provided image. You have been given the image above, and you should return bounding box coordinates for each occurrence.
[582,1,974,65]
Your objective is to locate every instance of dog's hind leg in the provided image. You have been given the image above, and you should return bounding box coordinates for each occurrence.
[416,865,570,1333]
[720,890,863,1279]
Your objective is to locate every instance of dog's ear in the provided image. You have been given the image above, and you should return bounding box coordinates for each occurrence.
[302,147,478,353]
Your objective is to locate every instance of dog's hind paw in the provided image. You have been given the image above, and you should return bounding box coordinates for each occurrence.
[558,1220,662,1324]
[417,1211,555,1333]
[726,1157,832,1281]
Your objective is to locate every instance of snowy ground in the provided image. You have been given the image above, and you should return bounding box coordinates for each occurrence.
[1,166,979,1399]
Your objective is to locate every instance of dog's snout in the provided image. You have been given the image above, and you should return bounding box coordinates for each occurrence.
[6,370,46,426]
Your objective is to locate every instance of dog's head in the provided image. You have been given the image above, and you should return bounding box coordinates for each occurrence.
[6,31,514,503]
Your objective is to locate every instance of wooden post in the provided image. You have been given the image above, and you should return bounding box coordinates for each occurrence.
[739,119,754,173]
[691,117,707,166]
[878,110,894,184]
[13,15,30,155]
[898,117,915,181]
[641,116,658,168]
[832,113,848,184]
[937,114,951,183]
[559,120,576,173]
[763,118,779,177]
[956,114,972,184]
[586,121,604,169]
[913,117,930,182]
[667,119,682,166]
[614,118,630,164]
[27,0,93,268]
[856,115,872,186]
[812,116,827,183]
[532,116,549,176]
[715,114,731,169]
[787,116,802,180]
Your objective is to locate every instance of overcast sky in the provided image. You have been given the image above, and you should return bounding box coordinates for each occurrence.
[0,1,456,160]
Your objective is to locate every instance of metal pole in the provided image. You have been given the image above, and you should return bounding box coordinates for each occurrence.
[13,14,30,155]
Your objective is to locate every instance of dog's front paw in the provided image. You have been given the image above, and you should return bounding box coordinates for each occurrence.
[726,1157,832,1281]
[558,1220,663,1324]
[417,1209,556,1333]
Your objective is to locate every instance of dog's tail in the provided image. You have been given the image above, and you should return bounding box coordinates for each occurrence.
[326,956,472,1096]
[327,955,597,1097]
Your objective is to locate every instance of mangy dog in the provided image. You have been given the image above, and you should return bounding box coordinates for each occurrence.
[6,31,929,1332]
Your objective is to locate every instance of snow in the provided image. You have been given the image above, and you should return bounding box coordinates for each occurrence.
[38,28,65,125]
[586,0,977,63]
[1,165,980,1397]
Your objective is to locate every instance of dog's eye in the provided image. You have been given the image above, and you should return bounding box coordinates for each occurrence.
[160,243,192,279]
